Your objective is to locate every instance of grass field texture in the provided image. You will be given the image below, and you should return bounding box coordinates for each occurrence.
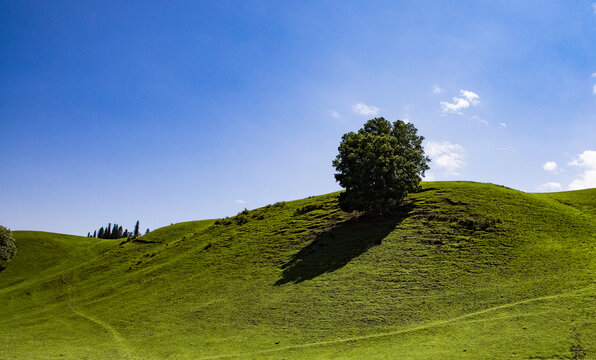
[0,181,594,359]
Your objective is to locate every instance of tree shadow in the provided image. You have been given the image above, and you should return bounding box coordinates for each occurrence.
[275,203,413,285]
[0,264,5,273]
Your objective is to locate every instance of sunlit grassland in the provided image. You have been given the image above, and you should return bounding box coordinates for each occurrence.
[0,182,594,359]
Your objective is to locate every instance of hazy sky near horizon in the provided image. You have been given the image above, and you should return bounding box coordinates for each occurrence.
[2,1,596,235]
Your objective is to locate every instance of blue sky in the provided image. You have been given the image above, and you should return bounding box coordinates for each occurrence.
[1,1,595,235]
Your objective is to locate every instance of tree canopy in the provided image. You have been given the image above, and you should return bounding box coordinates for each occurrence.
[0,225,17,261]
[332,117,430,214]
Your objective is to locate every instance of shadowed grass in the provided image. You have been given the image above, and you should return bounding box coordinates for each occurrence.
[276,204,413,285]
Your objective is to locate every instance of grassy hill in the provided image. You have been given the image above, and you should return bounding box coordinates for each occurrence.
[0,182,594,359]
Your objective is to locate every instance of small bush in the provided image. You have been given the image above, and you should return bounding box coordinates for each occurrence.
[426,213,500,231]
[215,217,233,226]
[456,216,500,231]
[0,225,17,261]
[295,203,324,216]
[234,214,249,225]
[216,210,251,226]
[234,209,250,225]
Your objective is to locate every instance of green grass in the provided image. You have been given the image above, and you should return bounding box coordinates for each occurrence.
[0,181,594,359]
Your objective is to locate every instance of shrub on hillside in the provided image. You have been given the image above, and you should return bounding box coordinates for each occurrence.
[264,201,286,209]
[0,225,17,261]
[215,209,251,226]
[295,203,324,215]
[427,213,500,231]
[214,218,232,226]
[234,209,250,225]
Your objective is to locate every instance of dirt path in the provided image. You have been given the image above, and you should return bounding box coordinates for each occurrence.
[201,284,594,359]
[61,274,135,359]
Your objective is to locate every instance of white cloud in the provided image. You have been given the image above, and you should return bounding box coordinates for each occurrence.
[471,116,488,126]
[331,110,340,119]
[432,84,444,94]
[537,182,562,192]
[568,150,596,190]
[593,3,596,14]
[426,141,465,176]
[440,89,480,115]
[593,84,596,95]
[352,103,380,116]
[499,122,507,127]
[542,161,558,172]
[460,90,480,105]
[592,72,596,78]
[235,200,246,204]
[440,97,470,115]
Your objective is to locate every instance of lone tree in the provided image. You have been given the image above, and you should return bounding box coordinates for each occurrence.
[0,225,17,261]
[332,117,430,215]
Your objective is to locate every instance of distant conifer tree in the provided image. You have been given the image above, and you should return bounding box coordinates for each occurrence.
[145,228,150,234]
[89,223,133,240]
[134,221,140,237]
[87,232,91,237]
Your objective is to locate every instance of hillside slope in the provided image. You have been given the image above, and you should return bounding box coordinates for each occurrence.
[0,182,594,359]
